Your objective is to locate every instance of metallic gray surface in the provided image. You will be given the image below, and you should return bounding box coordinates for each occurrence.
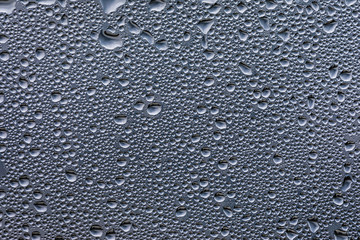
[0,0,359,239]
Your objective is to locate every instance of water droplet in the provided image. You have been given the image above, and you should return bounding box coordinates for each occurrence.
[323,20,338,34]
[0,34,9,44]
[29,148,41,157]
[99,0,126,14]
[237,2,247,13]
[90,225,104,237]
[140,30,154,44]
[341,176,352,192]
[127,20,141,35]
[345,0,357,6]
[147,103,162,115]
[35,48,46,60]
[175,206,187,218]
[155,39,168,51]
[65,170,77,182]
[0,0,16,14]
[114,115,127,125]
[98,29,123,50]
[259,17,270,31]
[307,218,320,233]
[33,201,48,213]
[333,194,344,206]
[51,92,62,103]
[339,71,352,82]
[120,220,132,232]
[197,19,214,34]
[149,0,166,12]
[344,141,355,152]
[239,62,252,75]
[328,65,339,79]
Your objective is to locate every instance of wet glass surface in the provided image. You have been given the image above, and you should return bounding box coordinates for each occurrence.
[0,0,359,239]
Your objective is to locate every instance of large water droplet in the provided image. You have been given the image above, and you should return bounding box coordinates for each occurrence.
[147,103,162,115]
[0,0,16,14]
[98,29,123,50]
[175,206,187,218]
[323,20,338,33]
[99,0,126,14]
[197,19,214,34]
[149,0,166,12]
[239,62,253,76]
[90,225,104,237]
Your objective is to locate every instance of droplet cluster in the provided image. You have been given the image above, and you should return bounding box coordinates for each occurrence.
[0,0,360,239]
